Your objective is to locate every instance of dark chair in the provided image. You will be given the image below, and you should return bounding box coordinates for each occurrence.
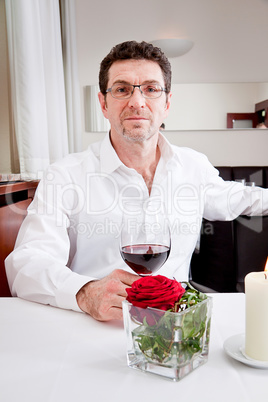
[0,181,38,296]
[190,167,268,292]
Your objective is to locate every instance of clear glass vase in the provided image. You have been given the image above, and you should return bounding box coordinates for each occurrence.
[122,297,212,381]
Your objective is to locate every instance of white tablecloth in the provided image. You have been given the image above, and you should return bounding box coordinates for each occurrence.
[0,294,266,402]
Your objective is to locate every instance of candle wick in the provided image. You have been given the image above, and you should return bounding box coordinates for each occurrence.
[265,273,267,280]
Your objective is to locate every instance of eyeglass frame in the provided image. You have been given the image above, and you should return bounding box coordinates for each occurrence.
[105,83,167,100]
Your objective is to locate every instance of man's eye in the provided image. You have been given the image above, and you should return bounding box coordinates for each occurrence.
[115,86,130,93]
[143,85,159,93]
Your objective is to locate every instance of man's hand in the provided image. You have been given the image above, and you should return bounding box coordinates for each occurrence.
[76,269,138,321]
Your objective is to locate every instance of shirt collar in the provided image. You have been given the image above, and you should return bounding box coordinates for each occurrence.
[99,131,181,174]
[100,132,124,174]
[158,132,178,164]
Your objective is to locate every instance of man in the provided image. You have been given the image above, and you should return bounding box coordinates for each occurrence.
[5,41,268,321]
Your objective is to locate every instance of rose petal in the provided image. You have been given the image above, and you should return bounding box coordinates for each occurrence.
[126,275,185,315]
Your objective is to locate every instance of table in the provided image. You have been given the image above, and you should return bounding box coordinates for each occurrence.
[0,294,266,402]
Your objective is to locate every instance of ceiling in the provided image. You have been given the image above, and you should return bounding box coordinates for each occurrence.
[75,0,268,85]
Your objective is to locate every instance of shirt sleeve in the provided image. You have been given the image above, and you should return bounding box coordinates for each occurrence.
[203,163,268,221]
[5,164,95,312]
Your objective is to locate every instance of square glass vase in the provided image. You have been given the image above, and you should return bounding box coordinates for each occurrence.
[122,297,212,381]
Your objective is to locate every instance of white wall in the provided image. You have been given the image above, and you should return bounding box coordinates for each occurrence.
[83,129,268,167]
[165,129,268,166]
[165,83,268,130]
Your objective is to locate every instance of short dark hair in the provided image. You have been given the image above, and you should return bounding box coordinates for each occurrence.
[99,41,172,96]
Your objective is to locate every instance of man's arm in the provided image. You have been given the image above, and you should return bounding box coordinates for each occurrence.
[202,164,268,220]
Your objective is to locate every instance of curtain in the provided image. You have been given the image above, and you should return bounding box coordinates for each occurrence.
[5,0,82,179]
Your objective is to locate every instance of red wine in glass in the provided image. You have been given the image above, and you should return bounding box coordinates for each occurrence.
[120,200,171,275]
[121,244,170,276]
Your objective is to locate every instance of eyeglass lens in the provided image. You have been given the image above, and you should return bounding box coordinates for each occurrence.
[109,84,164,99]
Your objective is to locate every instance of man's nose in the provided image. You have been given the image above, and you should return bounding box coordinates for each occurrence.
[127,87,146,108]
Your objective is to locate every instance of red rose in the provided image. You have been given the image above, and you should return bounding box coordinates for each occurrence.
[126,275,185,324]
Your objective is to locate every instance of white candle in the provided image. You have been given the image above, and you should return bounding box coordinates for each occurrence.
[245,265,268,361]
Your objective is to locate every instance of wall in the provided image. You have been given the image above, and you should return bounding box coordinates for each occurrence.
[0,0,11,173]
[83,129,268,167]
[164,129,268,166]
[166,83,268,130]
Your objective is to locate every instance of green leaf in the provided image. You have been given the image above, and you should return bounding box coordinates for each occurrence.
[131,283,210,364]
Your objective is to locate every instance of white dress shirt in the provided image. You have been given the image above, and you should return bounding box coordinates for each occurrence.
[5,133,268,311]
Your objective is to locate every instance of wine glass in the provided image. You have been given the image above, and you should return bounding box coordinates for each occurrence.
[120,199,171,276]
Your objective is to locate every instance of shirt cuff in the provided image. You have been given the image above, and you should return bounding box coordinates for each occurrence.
[55,272,97,312]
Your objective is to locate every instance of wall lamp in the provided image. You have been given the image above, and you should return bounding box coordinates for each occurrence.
[150,38,194,58]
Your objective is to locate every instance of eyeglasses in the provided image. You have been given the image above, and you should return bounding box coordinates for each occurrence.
[106,84,166,100]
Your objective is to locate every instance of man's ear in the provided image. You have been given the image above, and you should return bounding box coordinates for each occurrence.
[164,92,172,116]
[98,92,108,117]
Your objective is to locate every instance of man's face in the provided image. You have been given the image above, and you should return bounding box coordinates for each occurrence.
[98,59,171,143]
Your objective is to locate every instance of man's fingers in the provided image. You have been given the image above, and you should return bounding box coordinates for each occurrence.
[114,269,139,286]
[117,287,128,297]
[112,294,126,308]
